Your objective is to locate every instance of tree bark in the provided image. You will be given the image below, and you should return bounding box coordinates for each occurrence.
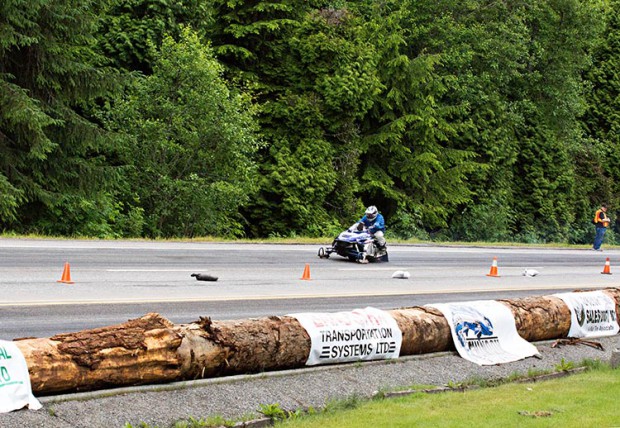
[14,288,620,395]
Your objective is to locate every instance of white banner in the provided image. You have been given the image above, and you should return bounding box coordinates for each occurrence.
[0,340,42,413]
[553,291,619,338]
[290,307,402,366]
[428,300,539,366]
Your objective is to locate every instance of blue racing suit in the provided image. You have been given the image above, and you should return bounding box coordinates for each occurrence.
[358,213,385,234]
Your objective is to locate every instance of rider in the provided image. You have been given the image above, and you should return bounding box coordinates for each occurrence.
[349,205,386,250]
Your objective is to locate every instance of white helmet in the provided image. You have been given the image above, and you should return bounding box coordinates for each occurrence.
[365,205,378,220]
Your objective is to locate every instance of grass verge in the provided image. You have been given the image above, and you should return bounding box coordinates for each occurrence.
[1,232,612,249]
[275,365,620,427]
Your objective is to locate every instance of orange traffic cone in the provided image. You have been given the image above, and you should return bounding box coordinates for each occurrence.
[57,262,74,284]
[602,257,612,275]
[486,256,500,277]
[301,264,311,280]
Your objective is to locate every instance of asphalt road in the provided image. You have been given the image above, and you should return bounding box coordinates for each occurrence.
[1,238,617,339]
[1,238,619,427]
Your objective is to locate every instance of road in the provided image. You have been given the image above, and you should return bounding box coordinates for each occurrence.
[0,238,617,338]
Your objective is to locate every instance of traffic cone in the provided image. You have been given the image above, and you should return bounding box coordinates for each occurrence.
[601,257,612,275]
[301,264,311,280]
[57,262,74,284]
[486,257,500,277]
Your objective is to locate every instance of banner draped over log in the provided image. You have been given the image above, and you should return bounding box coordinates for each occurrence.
[14,288,620,395]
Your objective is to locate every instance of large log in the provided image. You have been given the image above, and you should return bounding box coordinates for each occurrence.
[14,288,620,395]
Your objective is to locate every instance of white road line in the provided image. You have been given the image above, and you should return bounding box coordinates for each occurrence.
[106,269,208,272]
[0,283,602,307]
[338,267,408,271]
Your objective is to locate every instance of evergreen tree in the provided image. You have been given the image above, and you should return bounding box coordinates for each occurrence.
[581,0,620,241]
[509,0,602,242]
[0,0,611,242]
[365,0,601,242]
[0,0,126,236]
[360,0,480,232]
[430,0,526,241]
[251,8,381,236]
[210,1,381,237]
[97,0,213,73]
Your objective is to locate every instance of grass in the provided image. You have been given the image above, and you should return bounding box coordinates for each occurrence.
[275,366,620,428]
[1,231,613,249]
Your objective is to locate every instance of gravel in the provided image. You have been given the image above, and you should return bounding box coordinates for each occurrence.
[0,336,618,428]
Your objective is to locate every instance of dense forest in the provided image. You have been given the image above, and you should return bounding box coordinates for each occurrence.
[1,0,619,243]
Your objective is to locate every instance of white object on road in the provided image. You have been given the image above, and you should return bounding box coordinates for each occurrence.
[522,268,539,277]
[391,270,410,279]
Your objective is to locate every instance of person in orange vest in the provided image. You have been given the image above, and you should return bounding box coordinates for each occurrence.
[593,203,611,251]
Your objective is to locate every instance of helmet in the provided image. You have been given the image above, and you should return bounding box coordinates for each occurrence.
[365,205,378,220]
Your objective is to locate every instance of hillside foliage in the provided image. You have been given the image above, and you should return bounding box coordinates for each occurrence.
[0,0,617,243]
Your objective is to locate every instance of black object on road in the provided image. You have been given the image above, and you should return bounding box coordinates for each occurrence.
[191,273,218,282]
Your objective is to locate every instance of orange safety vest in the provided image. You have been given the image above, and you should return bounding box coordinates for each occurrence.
[594,209,610,228]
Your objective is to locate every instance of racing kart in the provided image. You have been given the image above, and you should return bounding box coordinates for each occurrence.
[317,228,388,263]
